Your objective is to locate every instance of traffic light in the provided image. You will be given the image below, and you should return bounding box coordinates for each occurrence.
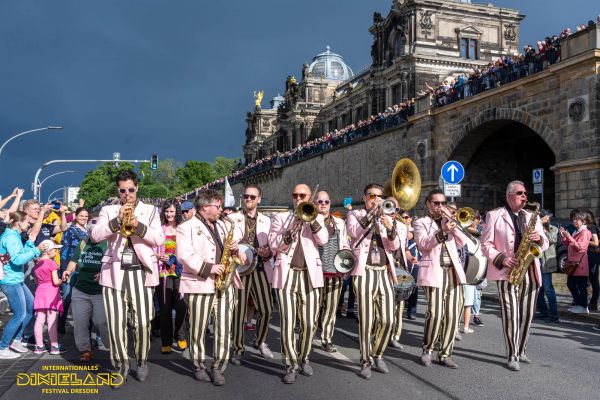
[151,154,158,170]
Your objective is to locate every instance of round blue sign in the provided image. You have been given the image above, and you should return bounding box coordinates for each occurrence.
[441,161,465,184]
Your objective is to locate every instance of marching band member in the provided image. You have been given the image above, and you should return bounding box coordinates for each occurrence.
[413,189,467,369]
[229,184,275,365]
[314,190,350,353]
[386,197,409,350]
[481,180,547,371]
[346,184,399,379]
[92,171,165,387]
[176,189,245,386]
[268,184,328,384]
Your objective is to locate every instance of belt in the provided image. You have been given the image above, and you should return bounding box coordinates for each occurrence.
[121,265,145,271]
[365,264,387,271]
[290,264,308,271]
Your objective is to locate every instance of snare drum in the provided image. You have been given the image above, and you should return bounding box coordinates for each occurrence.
[393,268,416,303]
[237,243,258,276]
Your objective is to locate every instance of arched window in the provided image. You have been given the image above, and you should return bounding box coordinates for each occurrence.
[395,35,405,58]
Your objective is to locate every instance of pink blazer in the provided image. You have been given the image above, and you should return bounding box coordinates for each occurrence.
[413,216,467,288]
[268,211,329,290]
[229,211,274,283]
[562,227,591,277]
[91,201,165,289]
[345,209,400,283]
[176,217,243,294]
[481,207,548,284]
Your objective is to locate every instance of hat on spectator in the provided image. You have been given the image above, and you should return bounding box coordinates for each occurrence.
[181,201,193,211]
[540,209,553,218]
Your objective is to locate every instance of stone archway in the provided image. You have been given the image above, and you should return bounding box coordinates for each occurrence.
[446,110,557,214]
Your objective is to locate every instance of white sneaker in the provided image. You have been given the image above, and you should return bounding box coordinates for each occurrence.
[9,340,29,353]
[0,348,21,359]
[460,327,474,334]
[257,343,274,359]
[572,306,589,314]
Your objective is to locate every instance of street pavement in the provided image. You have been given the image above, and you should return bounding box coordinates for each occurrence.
[1,293,599,400]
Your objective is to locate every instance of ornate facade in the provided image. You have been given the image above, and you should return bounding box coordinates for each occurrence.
[243,0,523,164]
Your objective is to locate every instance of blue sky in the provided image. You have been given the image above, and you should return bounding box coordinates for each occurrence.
[0,0,597,200]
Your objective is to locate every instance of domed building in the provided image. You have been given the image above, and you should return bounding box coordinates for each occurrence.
[243,46,356,163]
[308,46,354,81]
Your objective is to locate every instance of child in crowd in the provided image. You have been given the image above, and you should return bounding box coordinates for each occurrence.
[33,240,65,355]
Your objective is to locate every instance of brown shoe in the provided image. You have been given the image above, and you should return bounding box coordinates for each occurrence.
[421,353,432,367]
[441,358,458,369]
[283,368,297,384]
[193,367,211,382]
[79,350,93,362]
[211,369,225,386]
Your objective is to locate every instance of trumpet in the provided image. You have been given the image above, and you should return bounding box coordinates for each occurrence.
[120,202,135,237]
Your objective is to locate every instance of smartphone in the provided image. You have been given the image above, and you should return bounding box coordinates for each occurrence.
[52,201,61,210]
[343,197,352,208]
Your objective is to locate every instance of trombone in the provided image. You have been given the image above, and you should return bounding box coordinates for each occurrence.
[439,206,478,244]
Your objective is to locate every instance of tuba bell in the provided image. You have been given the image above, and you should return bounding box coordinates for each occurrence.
[456,207,476,228]
[390,158,421,210]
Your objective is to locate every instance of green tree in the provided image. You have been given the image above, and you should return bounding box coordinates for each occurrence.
[176,160,215,192]
[212,156,238,179]
[137,183,171,199]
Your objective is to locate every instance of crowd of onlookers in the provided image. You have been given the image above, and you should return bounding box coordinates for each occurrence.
[182,102,415,198]
[426,17,600,107]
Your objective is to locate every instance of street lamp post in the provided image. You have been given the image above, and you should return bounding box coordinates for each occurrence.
[0,126,63,160]
[37,170,75,201]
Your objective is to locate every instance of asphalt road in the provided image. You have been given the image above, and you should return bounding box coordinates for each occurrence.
[2,296,599,400]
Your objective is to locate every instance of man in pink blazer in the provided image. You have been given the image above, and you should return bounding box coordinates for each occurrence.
[481,180,547,372]
[228,184,275,365]
[346,184,400,379]
[413,189,467,369]
[176,189,244,386]
[314,190,351,353]
[91,171,165,386]
[268,183,328,384]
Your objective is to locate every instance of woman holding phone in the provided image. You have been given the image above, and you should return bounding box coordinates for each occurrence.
[560,211,592,314]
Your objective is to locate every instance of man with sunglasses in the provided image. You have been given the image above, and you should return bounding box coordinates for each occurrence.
[481,180,547,372]
[314,190,350,353]
[268,183,328,384]
[413,189,467,369]
[176,189,245,386]
[91,170,165,387]
[229,184,275,366]
[346,184,400,379]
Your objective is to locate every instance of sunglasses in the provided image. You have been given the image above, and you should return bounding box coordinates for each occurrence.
[292,193,308,200]
[206,204,222,210]
[367,193,383,200]
[316,199,330,205]
[243,194,257,200]
[118,188,136,194]
[402,215,411,220]
[432,201,447,206]
[511,191,527,196]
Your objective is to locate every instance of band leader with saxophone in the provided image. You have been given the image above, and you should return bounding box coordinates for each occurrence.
[481,180,547,372]
[176,189,247,386]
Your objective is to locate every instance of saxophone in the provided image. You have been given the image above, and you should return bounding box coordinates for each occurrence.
[214,216,242,291]
[508,202,542,286]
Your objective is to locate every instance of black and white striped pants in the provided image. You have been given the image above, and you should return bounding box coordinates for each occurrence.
[278,269,320,370]
[232,268,273,354]
[497,267,539,361]
[353,266,394,365]
[391,300,405,342]
[187,285,236,372]
[319,275,343,345]
[422,268,464,360]
[102,269,154,375]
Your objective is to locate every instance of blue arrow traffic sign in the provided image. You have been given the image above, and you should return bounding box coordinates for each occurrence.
[441,161,465,184]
